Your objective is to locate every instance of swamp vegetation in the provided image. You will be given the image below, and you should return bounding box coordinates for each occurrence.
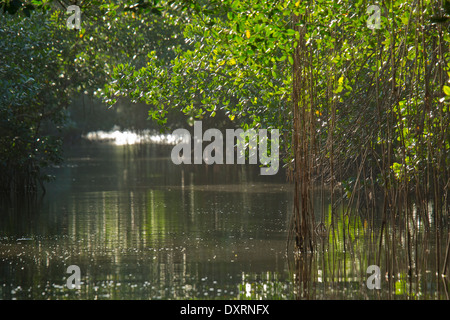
[0,0,449,299]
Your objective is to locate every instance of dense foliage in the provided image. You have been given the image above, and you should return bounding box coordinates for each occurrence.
[0,0,176,194]
[1,1,449,255]
[0,10,66,193]
[101,0,450,250]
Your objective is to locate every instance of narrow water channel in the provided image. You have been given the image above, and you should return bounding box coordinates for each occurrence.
[0,140,448,299]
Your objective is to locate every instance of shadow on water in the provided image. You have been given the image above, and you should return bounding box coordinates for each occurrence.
[0,140,449,299]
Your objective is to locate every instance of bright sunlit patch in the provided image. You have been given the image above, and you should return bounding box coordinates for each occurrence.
[83,126,185,146]
[245,283,252,297]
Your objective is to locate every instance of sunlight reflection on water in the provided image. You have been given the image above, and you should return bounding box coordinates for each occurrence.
[83,126,184,145]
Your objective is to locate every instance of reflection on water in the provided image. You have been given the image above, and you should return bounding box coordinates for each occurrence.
[82,127,184,146]
[291,207,450,300]
[0,142,293,300]
[0,141,448,299]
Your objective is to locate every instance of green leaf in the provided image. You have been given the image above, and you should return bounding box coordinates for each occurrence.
[443,85,450,96]
[288,55,293,65]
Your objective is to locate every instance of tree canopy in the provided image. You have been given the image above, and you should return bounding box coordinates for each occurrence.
[99,0,450,250]
[0,0,176,193]
[1,1,449,252]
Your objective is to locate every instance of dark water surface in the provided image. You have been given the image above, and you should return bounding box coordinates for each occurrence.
[0,142,294,299]
[1,141,449,300]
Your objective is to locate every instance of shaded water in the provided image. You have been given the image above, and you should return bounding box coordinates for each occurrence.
[0,142,293,300]
[0,140,448,299]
